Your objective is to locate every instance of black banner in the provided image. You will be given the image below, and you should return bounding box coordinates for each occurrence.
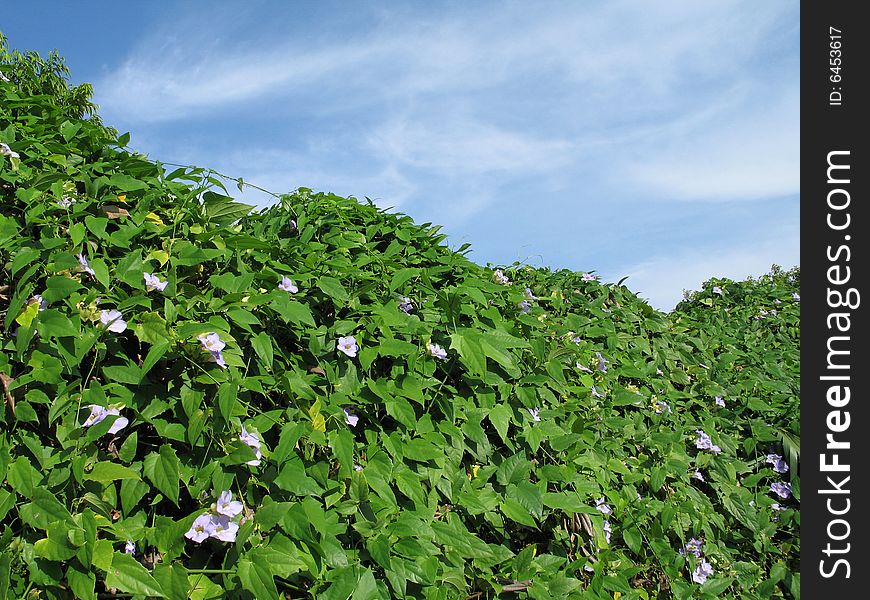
[802,2,868,595]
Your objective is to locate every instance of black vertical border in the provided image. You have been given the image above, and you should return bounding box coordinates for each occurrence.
[802,2,868,596]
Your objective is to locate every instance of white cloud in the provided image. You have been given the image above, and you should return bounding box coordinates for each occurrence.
[368,118,574,175]
[625,86,800,201]
[618,223,800,311]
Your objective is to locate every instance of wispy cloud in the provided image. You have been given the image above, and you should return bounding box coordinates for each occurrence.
[618,221,800,311]
[92,0,798,308]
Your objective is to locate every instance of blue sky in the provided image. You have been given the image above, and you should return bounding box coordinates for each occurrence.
[4,0,799,310]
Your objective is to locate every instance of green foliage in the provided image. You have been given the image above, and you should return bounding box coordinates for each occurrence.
[1,39,799,599]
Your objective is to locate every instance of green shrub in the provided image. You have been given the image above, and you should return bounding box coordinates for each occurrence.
[1,38,798,599]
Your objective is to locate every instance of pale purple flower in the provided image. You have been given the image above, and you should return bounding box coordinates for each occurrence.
[528,408,541,422]
[77,253,96,276]
[771,503,785,511]
[712,286,723,295]
[427,342,448,360]
[344,408,359,427]
[603,520,612,544]
[278,276,298,293]
[595,352,608,372]
[571,335,582,344]
[58,196,75,209]
[124,541,135,554]
[239,425,262,466]
[581,273,597,282]
[198,332,226,353]
[143,272,168,292]
[209,350,227,369]
[715,396,726,407]
[595,498,612,515]
[770,482,791,499]
[576,361,593,373]
[353,463,364,472]
[792,292,800,301]
[185,513,215,543]
[692,470,705,482]
[524,287,538,300]
[766,453,789,473]
[695,430,721,454]
[653,399,671,414]
[519,300,531,314]
[337,335,359,358]
[98,309,127,333]
[82,405,128,434]
[769,309,778,316]
[681,538,703,557]
[216,490,244,517]
[398,297,414,313]
[0,142,19,159]
[493,269,510,285]
[692,559,714,584]
[591,387,603,398]
[774,299,782,305]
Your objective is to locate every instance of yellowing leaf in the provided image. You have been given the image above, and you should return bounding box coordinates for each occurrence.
[145,212,164,225]
[308,400,326,432]
[15,301,39,327]
[147,250,170,266]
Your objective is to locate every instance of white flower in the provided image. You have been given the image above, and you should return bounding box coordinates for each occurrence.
[82,405,128,434]
[198,332,226,353]
[209,515,239,542]
[77,253,96,276]
[143,273,168,292]
[344,408,360,427]
[493,269,510,285]
[216,490,244,517]
[527,408,541,422]
[337,336,359,358]
[278,276,298,293]
[99,309,127,333]
[427,342,448,360]
[124,540,136,554]
[184,513,214,543]
[239,425,262,466]
[0,142,19,159]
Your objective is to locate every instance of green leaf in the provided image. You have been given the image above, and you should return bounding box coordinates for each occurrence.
[218,382,239,422]
[144,445,180,505]
[270,296,316,327]
[84,461,141,483]
[109,173,149,192]
[36,309,79,338]
[317,276,349,303]
[42,275,81,303]
[449,331,487,376]
[237,558,279,600]
[389,268,421,292]
[134,312,170,345]
[488,404,512,443]
[28,486,73,526]
[66,562,97,600]
[251,332,274,370]
[106,552,166,597]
